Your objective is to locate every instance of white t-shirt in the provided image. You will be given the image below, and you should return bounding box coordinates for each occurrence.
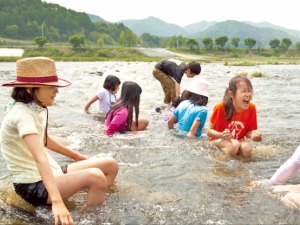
[0,102,63,183]
[96,88,117,113]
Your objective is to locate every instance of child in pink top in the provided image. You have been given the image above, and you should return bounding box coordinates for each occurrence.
[105,81,149,136]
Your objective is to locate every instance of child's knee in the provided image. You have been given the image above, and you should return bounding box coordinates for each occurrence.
[106,158,119,174]
[89,168,107,185]
[138,118,149,130]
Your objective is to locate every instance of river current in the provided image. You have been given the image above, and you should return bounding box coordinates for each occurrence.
[0,61,300,224]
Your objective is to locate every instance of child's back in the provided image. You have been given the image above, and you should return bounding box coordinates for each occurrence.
[174,100,207,137]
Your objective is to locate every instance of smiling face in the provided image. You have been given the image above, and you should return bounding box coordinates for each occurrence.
[230,81,253,112]
[34,86,59,107]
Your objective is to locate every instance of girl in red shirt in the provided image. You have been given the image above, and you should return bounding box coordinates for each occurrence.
[207,75,262,159]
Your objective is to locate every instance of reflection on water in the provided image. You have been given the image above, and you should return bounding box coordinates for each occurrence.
[0,62,300,224]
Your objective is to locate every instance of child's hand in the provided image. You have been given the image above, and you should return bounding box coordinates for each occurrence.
[251,130,262,142]
[83,108,90,114]
[222,129,232,140]
[52,201,73,225]
[74,153,89,162]
[187,132,196,138]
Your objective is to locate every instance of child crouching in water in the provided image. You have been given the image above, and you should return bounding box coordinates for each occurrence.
[168,78,209,138]
[83,75,121,114]
[207,75,262,159]
[0,57,118,225]
[105,81,149,136]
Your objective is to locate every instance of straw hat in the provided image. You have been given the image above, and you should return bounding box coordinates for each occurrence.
[2,57,71,87]
[186,77,209,97]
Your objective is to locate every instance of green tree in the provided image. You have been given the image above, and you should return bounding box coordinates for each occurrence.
[140,33,160,47]
[281,38,292,51]
[231,37,240,48]
[202,38,213,50]
[97,38,103,48]
[170,36,178,48]
[34,36,47,48]
[215,36,228,49]
[269,38,280,49]
[119,31,126,46]
[68,34,85,49]
[295,42,300,51]
[244,38,256,49]
[186,39,199,50]
[4,25,19,37]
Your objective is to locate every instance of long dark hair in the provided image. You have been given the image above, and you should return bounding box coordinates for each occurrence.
[223,75,253,121]
[106,81,142,131]
[181,90,208,106]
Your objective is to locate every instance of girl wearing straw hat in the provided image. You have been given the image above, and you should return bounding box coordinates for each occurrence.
[167,78,209,138]
[0,57,118,225]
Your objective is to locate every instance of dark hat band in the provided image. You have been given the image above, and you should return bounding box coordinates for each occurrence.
[16,76,58,83]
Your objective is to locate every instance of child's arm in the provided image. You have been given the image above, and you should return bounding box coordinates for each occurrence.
[167,114,177,129]
[23,134,74,225]
[207,122,232,140]
[269,145,300,184]
[46,136,88,161]
[246,130,262,142]
[187,119,200,137]
[83,95,99,113]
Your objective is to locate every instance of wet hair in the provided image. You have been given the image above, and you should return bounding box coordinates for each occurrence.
[187,61,201,75]
[11,87,41,104]
[106,81,142,131]
[223,75,253,121]
[103,75,121,91]
[172,96,182,108]
[182,90,208,106]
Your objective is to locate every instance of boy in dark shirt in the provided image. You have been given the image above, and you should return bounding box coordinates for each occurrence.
[152,58,201,105]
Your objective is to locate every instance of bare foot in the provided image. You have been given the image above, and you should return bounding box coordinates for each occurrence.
[281,192,300,210]
[273,184,300,193]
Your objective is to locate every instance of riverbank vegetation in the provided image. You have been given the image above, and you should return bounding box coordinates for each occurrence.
[2,38,300,65]
[1,43,300,65]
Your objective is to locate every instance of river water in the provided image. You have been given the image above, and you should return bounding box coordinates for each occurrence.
[0,61,300,224]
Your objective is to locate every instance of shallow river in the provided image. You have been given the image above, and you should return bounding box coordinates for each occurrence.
[0,61,300,224]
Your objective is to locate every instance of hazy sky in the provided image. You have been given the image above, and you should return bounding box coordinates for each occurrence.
[43,0,299,31]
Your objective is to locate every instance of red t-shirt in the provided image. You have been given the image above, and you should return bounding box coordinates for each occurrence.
[209,101,258,141]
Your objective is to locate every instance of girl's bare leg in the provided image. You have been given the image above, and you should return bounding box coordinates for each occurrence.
[214,139,240,157]
[48,158,118,205]
[273,184,300,193]
[281,192,300,209]
[239,139,253,158]
[131,118,149,131]
[67,158,118,186]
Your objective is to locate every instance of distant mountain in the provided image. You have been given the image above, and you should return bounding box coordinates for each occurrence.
[243,21,300,39]
[88,13,107,23]
[87,15,300,47]
[191,20,297,46]
[183,21,217,35]
[118,16,188,37]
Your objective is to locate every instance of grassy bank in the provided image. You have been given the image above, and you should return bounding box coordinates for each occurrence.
[1,43,300,65]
